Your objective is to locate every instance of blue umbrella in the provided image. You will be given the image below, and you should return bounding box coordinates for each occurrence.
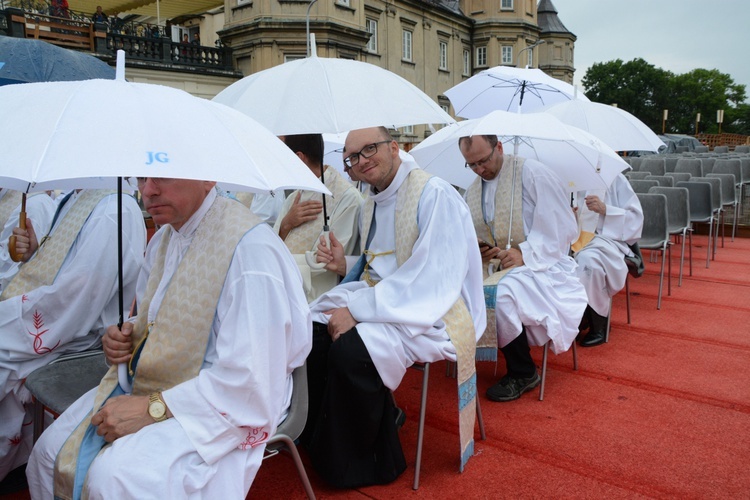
[0,36,114,86]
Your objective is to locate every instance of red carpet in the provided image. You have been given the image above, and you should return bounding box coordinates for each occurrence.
[2,231,748,500]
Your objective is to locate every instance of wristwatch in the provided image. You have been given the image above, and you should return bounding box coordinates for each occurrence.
[148,392,168,422]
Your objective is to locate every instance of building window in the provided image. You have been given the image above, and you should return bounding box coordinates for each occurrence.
[476,46,487,67]
[337,0,350,6]
[527,47,533,68]
[402,30,413,61]
[366,19,378,53]
[463,49,470,75]
[501,45,512,65]
[439,41,448,70]
[402,125,414,135]
[501,0,513,9]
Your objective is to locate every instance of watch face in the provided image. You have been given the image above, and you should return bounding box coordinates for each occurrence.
[149,400,166,419]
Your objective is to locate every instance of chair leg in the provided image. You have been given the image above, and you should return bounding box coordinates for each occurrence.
[572,340,578,371]
[688,227,693,276]
[720,209,725,249]
[32,399,45,444]
[539,342,548,401]
[667,243,672,296]
[413,362,430,490]
[274,435,316,500]
[732,202,738,241]
[706,218,712,268]
[605,296,612,343]
[476,397,486,441]
[625,276,631,325]
[679,229,686,287]
[656,248,666,310]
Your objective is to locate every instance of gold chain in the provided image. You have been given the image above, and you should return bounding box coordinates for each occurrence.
[361,249,395,287]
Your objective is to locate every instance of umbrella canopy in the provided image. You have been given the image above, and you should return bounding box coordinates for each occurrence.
[538,100,666,153]
[0,78,329,196]
[212,51,455,135]
[410,111,628,191]
[0,37,115,86]
[445,66,588,118]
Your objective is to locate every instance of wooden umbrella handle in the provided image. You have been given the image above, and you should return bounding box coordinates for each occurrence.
[8,195,27,263]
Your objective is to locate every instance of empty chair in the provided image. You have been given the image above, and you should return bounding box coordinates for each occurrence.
[675,158,703,178]
[694,145,709,153]
[734,145,750,153]
[712,159,743,192]
[649,186,690,286]
[691,176,722,259]
[636,193,671,309]
[713,146,729,153]
[707,173,738,243]
[625,171,651,180]
[628,157,643,171]
[740,158,750,208]
[665,172,691,184]
[639,157,667,176]
[665,157,679,172]
[646,175,674,187]
[629,179,659,193]
[676,180,714,269]
[674,146,689,154]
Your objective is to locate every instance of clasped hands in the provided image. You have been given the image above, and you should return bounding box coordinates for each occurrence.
[480,239,523,270]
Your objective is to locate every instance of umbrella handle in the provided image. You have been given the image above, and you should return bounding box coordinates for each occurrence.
[8,195,27,263]
[305,230,329,270]
[117,363,132,393]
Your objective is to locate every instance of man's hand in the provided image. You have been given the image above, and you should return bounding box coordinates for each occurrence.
[585,195,606,216]
[278,192,323,240]
[103,323,134,365]
[325,307,357,341]
[316,231,347,276]
[91,395,152,442]
[11,219,38,262]
[479,239,502,263]
[497,247,524,269]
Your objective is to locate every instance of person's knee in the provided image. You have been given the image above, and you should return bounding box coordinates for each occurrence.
[327,328,371,375]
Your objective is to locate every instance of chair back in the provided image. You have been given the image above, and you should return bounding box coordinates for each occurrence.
[674,158,702,177]
[693,145,709,153]
[646,175,674,187]
[629,179,659,194]
[712,159,742,186]
[734,145,750,154]
[639,158,666,176]
[625,171,651,180]
[674,146,689,154]
[270,363,309,446]
[635,193,669,250]
[648,186,689,236]
[741,158,750,186]
[691,177,722,212]
[706,173,737,206]
[676,181,713,223]
[665,172,691,183]
[628,157,643,171]
[665,157,679,172]
[713,146,729,154]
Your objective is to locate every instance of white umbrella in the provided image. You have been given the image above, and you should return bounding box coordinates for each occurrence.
[538,100,666,153]
[212,43,454,135]
[445,66,589,118]
[410,110,628,192]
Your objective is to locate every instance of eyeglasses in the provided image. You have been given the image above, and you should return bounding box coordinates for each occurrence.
[126,177,176,188]
[464,149,496,170]
[343,140,391,169]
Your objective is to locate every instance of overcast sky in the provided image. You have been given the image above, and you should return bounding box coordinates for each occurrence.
[550,0,750,102]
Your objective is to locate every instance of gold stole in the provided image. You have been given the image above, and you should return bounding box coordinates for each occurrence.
[1,190,114,301]
[361,168,478,471]
[234,191,255,209]
[53,196,263,499]
[0,189,23,229]
[283,166,353,254]
[465,156,525,360]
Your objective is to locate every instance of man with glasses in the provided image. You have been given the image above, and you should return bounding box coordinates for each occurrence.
[0,188,145,492]
[458,135,587,402]
[27,177,311,498]
[303,127,485,488]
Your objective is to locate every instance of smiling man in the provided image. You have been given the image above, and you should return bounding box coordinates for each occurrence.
[459,134,587,402]
[304,127,485,488]
[26,178,311,499]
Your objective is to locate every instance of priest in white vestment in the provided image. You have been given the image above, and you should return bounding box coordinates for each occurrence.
[573,173,643,346]
[274,133,363,302]
[26,180,311,499]
[0,190,145,485]
[459,134,587,403]
[0,189,56,293]
[305,127,485,488]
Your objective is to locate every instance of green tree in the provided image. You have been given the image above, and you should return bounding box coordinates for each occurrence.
[581,58,673,133]
[671,69,746,134]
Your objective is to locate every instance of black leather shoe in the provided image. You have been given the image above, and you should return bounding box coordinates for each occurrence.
[580,329,606,347]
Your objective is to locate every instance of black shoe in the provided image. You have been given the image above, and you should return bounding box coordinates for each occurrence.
[580,329,606,347]
[486,372,541,402]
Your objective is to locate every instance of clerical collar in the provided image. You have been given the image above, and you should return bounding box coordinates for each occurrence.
[173,188,217,236]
